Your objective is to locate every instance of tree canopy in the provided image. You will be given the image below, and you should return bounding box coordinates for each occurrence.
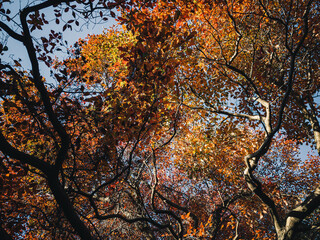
[0,0,319,239]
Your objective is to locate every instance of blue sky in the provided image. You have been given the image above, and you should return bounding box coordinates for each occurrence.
[2,0,117,81]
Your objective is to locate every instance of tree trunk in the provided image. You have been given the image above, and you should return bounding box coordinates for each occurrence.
[0,222,13,240]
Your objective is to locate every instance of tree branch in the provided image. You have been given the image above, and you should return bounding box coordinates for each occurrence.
[0,21,24,42]
[20,0,72,171]
[0,131,50,173]
[0,221,13,240]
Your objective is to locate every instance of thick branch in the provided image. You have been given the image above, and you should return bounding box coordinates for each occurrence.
[20,0,72,171]
[255,97,272,134]
[0,131,50,173]
[46,174,95,240]
[0,131,94,239]
[282,185,320,239]
[0,221,13,240]
[0,21,24,42]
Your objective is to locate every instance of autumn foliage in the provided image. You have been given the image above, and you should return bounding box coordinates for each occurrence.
[0,0,319,240]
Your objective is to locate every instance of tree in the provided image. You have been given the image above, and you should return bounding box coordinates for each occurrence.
[0,1,137,239]
[0,1,191,239]
[120,0,320,239]
[0,0,319,239]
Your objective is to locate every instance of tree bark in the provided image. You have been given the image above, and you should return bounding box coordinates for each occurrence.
[47,173,95,240]
[0,221,13,240]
